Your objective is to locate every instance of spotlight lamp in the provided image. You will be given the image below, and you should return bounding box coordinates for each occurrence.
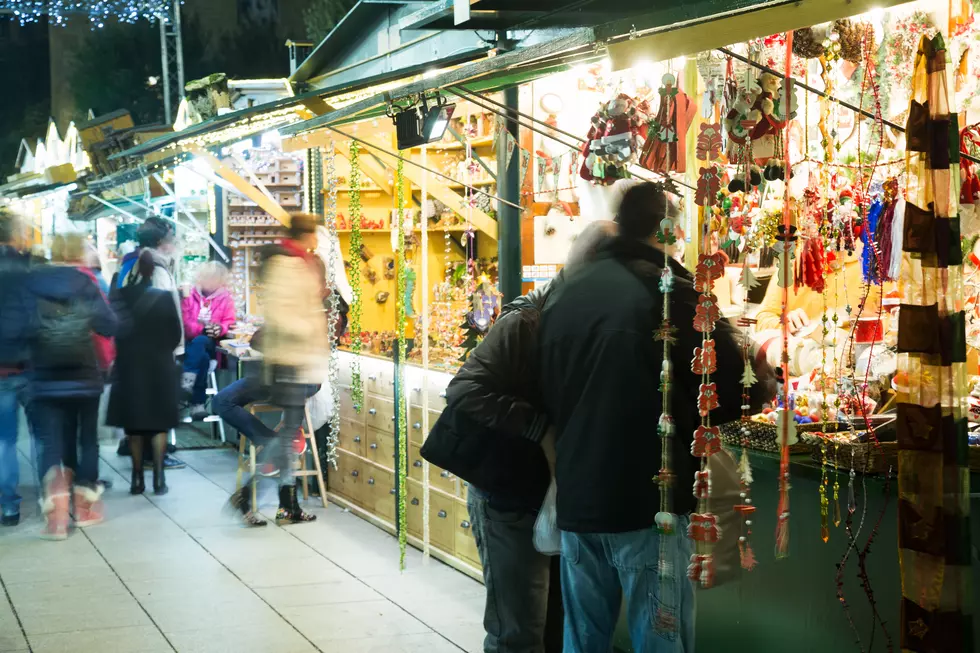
[389,94,456,150]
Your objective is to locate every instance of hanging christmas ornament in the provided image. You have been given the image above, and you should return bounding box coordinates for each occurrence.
[322,142,341,468]
[395,158,409,570]
[348,141,364,412]
[639,72,696,174]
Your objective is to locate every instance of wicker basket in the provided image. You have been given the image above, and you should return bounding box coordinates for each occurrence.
[719,420,814,454]
[805,436,897,475]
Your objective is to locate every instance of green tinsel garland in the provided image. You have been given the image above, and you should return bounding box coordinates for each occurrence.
[395,157,409,570]
[348,141,364,412]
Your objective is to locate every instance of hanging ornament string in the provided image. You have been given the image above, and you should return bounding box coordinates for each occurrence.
[653,200,679,638]
[322,141,341,469]
[774,30,795,560]
[736,262,759,571]
[348,141,364,413]
[395,158,409,570]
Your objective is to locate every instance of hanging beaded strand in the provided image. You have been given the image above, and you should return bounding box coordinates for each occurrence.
[395,158,409,570]
[653,185,679,637]
[348,141,364,413]
[736,261,759,570]
[322,141,342,468]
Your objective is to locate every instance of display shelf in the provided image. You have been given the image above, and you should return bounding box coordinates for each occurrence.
[423,135,495,151]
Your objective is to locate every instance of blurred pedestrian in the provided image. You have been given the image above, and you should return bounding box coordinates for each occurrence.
[0,209,31,526]
[180,262,235,421]
[107,249,182,496]
[114,217,186,471]
[25,233,117,539]
[227,214,325,526]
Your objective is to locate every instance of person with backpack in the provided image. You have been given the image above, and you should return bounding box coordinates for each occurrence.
[107,249,183,496]
[0,209,31,527]
[24,233,117,539]
[422,221,618,653]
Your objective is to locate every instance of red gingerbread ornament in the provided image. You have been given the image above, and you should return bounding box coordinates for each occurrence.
[692,339,717,375]
[692,424,721,457]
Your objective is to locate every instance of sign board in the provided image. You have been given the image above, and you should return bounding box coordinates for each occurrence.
[454,0,470,25]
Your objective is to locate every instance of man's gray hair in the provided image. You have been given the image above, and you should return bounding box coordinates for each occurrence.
[567,220,617,270]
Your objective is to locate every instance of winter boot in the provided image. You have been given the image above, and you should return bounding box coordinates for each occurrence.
[227,484,267,527]
[275,485,316,525]
[180,372,197,396]
[41,467,72,540]
[73,484,105,528]
[189,404,209,422]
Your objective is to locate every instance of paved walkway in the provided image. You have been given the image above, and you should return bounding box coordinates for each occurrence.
[0,435,485,653]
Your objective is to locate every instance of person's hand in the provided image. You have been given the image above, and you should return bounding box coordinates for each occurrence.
[205,323,222,338]
[180,282,193,297]
[787,308,810,334]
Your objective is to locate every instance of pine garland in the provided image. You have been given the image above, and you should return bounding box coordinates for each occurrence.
[395,158,409,570]
[348,141,364,413]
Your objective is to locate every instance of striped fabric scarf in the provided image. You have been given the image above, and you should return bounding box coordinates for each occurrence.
[896,34,973,653]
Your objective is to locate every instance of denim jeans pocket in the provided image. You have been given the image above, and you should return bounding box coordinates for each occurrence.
[649,571,681,642]
[560,532,580,564]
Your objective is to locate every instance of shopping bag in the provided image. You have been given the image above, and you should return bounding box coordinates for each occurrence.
[532,477,560,556]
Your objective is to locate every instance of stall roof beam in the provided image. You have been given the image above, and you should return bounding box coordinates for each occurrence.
[603,0,911,68]
[403,0,666,30]
[281,29,595,137]
[188,147,290,225]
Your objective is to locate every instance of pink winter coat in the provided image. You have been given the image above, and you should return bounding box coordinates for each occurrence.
[181,287,236,340]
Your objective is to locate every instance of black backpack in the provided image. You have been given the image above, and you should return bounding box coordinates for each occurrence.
[34,296,95,369]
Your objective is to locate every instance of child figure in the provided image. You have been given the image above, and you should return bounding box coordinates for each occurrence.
[181,262,235,420]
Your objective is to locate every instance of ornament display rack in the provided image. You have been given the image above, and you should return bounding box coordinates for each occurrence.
[226,156,303,315]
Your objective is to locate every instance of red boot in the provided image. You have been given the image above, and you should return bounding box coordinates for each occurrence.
[73,484,105,528]
[41,467,71,540]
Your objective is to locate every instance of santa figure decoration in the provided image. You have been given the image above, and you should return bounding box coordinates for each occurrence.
[639,73,697,174]
[579,94,649,185]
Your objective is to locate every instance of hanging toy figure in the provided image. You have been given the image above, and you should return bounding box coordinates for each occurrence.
[580,94,649,185]
[640,73,696,174]
[773,224,798,288]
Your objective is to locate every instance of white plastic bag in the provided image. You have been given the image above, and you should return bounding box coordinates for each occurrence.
[306,375,336,432]
[533,478,561,556]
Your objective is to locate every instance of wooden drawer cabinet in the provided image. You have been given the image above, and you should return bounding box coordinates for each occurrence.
[365,368,393,395]
[432,465,457,496]
[454,500,481,566]
[406,479,423,537]
[332,451,363,504]
[364,395,395,435]
[339,386,363,424]
[408,443,424,482]
[362,464,395,521]
[365,427,396,470]
[337,418,365,457]
[428,491,455,553]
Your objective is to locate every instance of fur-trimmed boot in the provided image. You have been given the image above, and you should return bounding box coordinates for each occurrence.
[73,484,105,528]
[41,467,72,540]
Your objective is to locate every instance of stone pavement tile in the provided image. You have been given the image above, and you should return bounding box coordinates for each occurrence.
[225,554,348,589]
[436,624,485,653]
[110,552,226,583]
[0,593,28,652]
[281,599,432,642]
[399,595,485,633]
[27,626,173,653]
[140,593,282,634]
[362,563,484,605]
[254,579,383,609]
[122,573,246,603]
[315,633,465,653]
[16,600,152,636]
[166,623,316,653]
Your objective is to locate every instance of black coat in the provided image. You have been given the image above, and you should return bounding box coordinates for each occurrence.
[538,238,776,533]
[421,274,558,512]
[107,281,182,432]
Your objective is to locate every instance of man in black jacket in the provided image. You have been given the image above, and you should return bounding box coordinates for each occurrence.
[538,183,774,653]
[424,221,616,653]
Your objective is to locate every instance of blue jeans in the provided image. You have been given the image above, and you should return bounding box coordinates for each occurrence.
[560,524,695,653]
[212,376,277,449]
[0,375,25,516]
[183,335,216,405]
[32,396,101,487]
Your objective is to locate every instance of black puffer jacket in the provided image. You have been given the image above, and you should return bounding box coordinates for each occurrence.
[421,274,563,512]
[0,246,31,370]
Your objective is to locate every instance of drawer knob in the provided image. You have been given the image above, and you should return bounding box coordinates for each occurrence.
[439,391,447,399]
[413,422,421,430]
[460,520,471,529]
[368,478,376,485]
[413,460,422,468]
[440,470,450,478]
[438,510,447,518]
[368,408,377,416]
[370,443,378,450]
[391,416,396,422]
[412,387,421,393]
[411,498,419,505]
[353,436,361,443]
[390,489,396,495]
[351,470,359,477]
[368,374,377,381]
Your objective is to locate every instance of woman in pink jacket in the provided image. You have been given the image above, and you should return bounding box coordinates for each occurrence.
[180,262,235,420]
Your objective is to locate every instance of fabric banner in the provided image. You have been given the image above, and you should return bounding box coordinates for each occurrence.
[896,34,973,653]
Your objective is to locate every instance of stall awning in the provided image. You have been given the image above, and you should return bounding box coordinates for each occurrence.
[68,195,173,223]
[402,0,659,31]
[280,29,597,136]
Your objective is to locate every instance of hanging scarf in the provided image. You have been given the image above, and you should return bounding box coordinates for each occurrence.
[861,199,883,285]
[896,34,972,653]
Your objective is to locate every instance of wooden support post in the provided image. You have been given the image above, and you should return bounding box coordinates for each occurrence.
[187,146,291,225]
